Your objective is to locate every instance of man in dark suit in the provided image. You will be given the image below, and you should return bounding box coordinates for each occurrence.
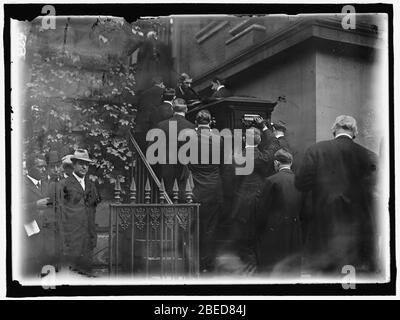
[256,149,303,276]
[43,151,64,270]
[135,76,165,133]
[188,109,223,272]
[21,155,50,277]
[61,149,101,274]
[272,120,291,152]
[295,115,378,275]
[149,88,175,128]
[223,126,281,274]
[210,77,232,99]
[155,98,196,200]
[175,73,200,104]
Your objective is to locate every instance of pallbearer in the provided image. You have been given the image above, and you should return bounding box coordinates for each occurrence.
[256,149,303,276]
[189,109,223,273]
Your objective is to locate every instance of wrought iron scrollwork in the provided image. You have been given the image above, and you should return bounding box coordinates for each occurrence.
[164,207,175,229]
[118,207,132,230]
[177,208,189,230]
[149,207,161,230]
[134,207,146,231]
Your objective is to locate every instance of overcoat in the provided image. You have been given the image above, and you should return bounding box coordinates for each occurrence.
[61,175,100,269]
[295,135,378,272]
[149,101,173,128]
[188,127,223,270]
[135,85,164,132]
[155,114,196,200]
[256,169,303,274]
[21,176,53,275]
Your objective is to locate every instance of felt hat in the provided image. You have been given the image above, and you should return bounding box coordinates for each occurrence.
[71,149,93,163]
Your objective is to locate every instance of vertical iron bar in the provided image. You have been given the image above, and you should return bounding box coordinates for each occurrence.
[146,208,149,277]
[161,207,164,278]
[116,207,119,277]
[131,211,134,276]
[196,205,200,277]
[109,204,113,276]
[174,214,177,279]
[188,206,191,277]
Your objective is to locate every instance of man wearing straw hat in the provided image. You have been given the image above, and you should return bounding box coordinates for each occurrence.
[61,149,101,275]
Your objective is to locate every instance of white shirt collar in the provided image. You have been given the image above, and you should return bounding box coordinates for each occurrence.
[164,100,173,106]
[197,124,210,129]
[335,133,353,139]
[279,165,291,171]
[275,133,284,139]
[27,175,40,186]
[217,85,225,91]
[174,112,186,117]
[73,172,85,189]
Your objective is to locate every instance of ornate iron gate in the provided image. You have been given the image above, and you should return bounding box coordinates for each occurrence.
[109,202,199,278]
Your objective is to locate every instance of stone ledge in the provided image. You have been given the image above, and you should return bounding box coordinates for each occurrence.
[192,17,382,91]
[194,21,229,44]
[225,24,266,45]
[228,19,252,36]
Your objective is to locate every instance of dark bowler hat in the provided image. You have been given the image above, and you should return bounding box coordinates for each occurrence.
[274,148,293,164]
[45,151,62,165]
[272,120,287,132]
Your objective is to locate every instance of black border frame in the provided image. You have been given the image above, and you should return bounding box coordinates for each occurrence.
[4,2,395,297]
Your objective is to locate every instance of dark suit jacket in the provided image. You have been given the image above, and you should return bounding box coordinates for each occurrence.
[62,175,101,258]
[22,176,49,224]
[222,129,281,224]
[21,176,53,274]
[149,101,173,128]
[231,146,276,223]
[135,85,164,132]
[255,169,303,271]
[277,136,291,152]
[188,127,223,206]
[295,135,378,270]
[155,114,196,199]
[175,85,200,102]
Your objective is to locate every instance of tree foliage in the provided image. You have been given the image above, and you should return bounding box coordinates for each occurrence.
[23,18,143,197]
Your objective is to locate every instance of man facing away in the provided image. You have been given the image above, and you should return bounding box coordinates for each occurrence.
[135,76,165,133]
[155,98,196,201]
[295,115,378,275]
[149,88,175,128]
[272,120,291,152]
[188,109,224,273]
[221,127,279,275]
[255,148,303,277]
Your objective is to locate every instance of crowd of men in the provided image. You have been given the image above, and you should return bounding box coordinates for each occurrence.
[20,71,379,279]
[138,73,379,277]
[21,149,101,278]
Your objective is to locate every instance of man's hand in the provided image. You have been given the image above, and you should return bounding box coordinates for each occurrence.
[36,197,50,207]
[254,116,267,130]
